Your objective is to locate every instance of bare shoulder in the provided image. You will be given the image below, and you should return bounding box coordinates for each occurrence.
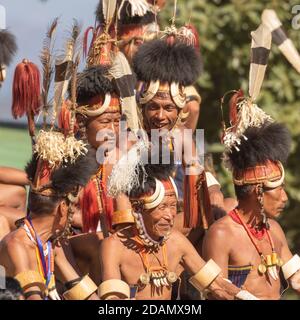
[0,229,31,272]
[268,219,287,242]
[1,229,28,253]
[100,227,130,253]
[101,233,122,249]
[206,215,235,239]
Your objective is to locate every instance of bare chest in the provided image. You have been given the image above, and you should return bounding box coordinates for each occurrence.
[119,243,182,299]
[229,229,283,299]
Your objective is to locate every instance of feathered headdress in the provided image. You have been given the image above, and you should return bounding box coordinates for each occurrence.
[262,9,300,74]
[12,19,89,206]
[221,24,273,157]
[221,23,291,190]
[133,9,207,230]
[79,2,140,133]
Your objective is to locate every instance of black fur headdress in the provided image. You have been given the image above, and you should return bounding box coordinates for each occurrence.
[132,38,202,86]
[0,30,17,65]
[75,65,114,105]
[228,122,291,171]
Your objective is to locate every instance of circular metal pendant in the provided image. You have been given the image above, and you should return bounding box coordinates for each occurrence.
[258,263,267,274]
[140,273,151,285]
[167,272,178,284]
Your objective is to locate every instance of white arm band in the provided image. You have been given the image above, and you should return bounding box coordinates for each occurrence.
[235,290,260,300]
[282,254,300,280]
[205,172,220,188]
[189,259,221,292]
[224,279,260,300]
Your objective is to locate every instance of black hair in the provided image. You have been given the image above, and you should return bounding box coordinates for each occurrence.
[229,122,291,171]
[0,277,23,300]
[128,148,175,199]
[234,184,255,201]
[51,147,99,195]
[27,193,61,215]
[211,205,227,221]
[133,39,202,86]
[25,147,99,215]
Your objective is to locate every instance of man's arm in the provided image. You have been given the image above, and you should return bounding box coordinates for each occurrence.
[202,222,231,278]
[0,167,29,186]
[99,235,130,300]
[175,230,242,300]
[54,241,99,300]
[183,100,200,132]
[271,220,300,293]
[5,239,44,300]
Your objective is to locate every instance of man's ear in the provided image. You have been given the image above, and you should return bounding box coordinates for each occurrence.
[253,184,264,199]
[58,200,68,217]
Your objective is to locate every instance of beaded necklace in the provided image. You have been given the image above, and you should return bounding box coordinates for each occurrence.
[133,235,178,294]
[23,218,55,296]
[231,209,283,281]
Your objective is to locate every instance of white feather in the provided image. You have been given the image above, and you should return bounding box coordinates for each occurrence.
[107,139,149,197]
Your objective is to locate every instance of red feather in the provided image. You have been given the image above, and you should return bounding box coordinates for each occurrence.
[83,26,94,59]
[58,100,79,136]
[185,24,200,51]
[81,178,101,233]
[229,89,244,126]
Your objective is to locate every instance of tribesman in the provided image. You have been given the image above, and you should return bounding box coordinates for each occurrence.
[203,90,300,299]
[100,155,259,300]
[94,0,164,65]
[203,22,300,299]
[94,0,201,132]
[66,5,143,236]
[132,27,224,232]
[0,146,100,300]
[0,168,28,239]
[0,19,101,300]
[0,53,100,298]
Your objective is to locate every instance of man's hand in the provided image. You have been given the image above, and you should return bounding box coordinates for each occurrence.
[207,276,239,300]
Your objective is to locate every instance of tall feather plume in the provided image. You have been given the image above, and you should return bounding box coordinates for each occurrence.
[109,51,140,132]
[249,24,272,101]
[102,0,117,32]
[40,17,58,127]
[52,19,81,128]
[262,9,300,74]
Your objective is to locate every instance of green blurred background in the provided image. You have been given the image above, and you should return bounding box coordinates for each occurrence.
[0,126,31,169]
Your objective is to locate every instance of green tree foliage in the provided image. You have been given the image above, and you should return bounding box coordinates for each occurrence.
[162,0,300,254]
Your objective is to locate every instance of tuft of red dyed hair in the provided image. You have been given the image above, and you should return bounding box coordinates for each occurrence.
[11,59,41,119]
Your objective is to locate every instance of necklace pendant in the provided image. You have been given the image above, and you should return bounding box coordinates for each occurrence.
[167,271,178,284]
[258,263,267,274]
[140,273,151,285]
[267,266,279,281]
